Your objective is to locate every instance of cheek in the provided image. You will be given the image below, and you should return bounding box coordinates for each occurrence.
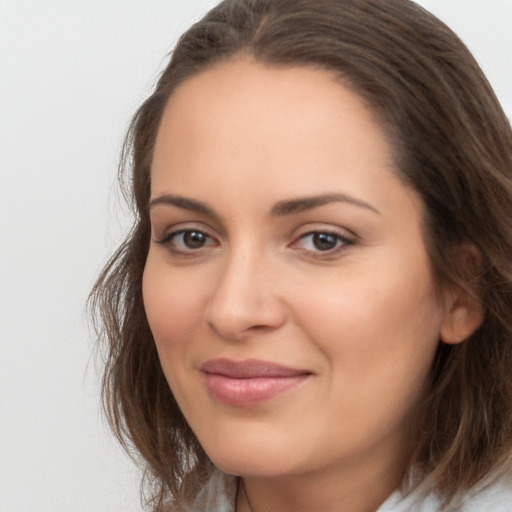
[142,256,213,417]
[306,274,441,440]
[291,253,443,385]
[142,254,206,358]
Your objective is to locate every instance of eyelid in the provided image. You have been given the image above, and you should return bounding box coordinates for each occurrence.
[153,221,214,241]
[291,223,357,242]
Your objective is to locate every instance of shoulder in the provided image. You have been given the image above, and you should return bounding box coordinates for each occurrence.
[188,470,512,512]
[459,477,512,512]
[378,475,512,512]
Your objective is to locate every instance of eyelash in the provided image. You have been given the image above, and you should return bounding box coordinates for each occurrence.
[155,228,355,258]
[155,229,218,255]
[291,230,354,258]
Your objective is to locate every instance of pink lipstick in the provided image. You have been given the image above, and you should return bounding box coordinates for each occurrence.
[200,358,311,407]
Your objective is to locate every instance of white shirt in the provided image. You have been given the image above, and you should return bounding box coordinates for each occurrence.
[189,469,512,511]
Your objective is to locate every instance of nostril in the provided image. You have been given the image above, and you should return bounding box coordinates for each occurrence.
[205,302,288,341]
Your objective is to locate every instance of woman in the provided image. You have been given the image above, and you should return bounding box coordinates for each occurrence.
[90,0,512,510]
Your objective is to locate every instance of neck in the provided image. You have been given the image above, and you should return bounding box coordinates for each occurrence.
[236,443,409,512]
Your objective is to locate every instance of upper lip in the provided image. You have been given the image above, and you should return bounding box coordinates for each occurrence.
[200,358,311,379]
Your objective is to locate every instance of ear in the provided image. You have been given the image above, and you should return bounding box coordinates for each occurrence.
[440,297,484,344]
[439,245,485,345]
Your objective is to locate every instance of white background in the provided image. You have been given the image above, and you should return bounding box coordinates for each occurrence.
[1,1,511,511]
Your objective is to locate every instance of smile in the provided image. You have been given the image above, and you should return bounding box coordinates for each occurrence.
[200,358,312,407]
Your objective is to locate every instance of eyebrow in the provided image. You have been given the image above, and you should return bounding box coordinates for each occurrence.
[148,192,379,217]
[148,194,216,216]
[271,193,380,216]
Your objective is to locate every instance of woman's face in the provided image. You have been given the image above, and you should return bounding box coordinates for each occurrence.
[143,60,451,479]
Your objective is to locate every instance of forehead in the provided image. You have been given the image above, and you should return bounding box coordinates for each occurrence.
[153,61,391,176]
[150,59,421,225]
[156,59,387,142]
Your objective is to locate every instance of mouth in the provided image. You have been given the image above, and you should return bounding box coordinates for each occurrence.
[200,358,312,407]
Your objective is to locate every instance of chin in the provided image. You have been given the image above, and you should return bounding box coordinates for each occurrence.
[212,458,295,479]
[204,439,304,478]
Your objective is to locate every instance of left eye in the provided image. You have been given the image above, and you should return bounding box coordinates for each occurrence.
[296,231,350,252]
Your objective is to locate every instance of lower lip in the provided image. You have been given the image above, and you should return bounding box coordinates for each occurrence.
[203,373,310,407]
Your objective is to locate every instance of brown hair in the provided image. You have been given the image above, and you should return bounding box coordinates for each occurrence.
[89,0,512,509]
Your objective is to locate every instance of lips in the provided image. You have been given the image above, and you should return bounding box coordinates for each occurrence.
[200,358,312,407]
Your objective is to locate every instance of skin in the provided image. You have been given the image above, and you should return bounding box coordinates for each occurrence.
[143,59,473,512]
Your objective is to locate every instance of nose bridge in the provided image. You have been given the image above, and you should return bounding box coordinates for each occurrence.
[205,240,286,340]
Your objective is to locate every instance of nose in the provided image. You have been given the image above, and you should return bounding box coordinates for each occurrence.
[204,250,288,341]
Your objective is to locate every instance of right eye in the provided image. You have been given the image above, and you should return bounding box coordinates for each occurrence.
[156,229,217,254]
